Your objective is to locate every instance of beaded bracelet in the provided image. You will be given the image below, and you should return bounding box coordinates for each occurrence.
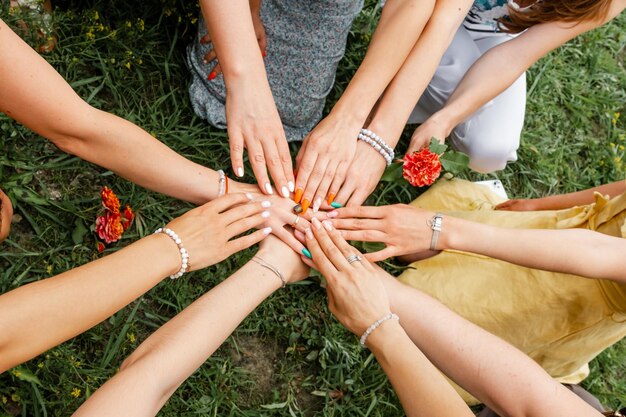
[361,129,394,156]
[360,313,400,347]
[357,129,394,166]
[251,256,286,288]
[217,170,227,197]
[154,227,189,279]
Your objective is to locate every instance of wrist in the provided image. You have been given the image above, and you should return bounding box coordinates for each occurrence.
[366,120,402,148]
[431,107,460,136]
[149,233,185,278]
[328,103,369,128]
[255,247,301,281]
[365,319,405,355]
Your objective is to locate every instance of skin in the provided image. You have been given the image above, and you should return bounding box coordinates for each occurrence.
[303,220,602,417]
[72,235,308,417]
[0,188,13,242]
[0,193,272,373]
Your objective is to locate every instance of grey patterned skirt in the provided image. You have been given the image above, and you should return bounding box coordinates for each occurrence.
[186,0,364,142]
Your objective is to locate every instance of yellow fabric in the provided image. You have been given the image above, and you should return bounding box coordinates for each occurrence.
[399,178,626,405]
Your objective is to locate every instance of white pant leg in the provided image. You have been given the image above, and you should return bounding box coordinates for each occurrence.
[448,32,527,173]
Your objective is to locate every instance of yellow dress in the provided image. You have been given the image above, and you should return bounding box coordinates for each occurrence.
[398,178,626,404]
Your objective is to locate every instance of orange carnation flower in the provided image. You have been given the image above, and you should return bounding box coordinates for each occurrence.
[402,149,442,188]
[121,205,134,231]
[101,186,120,214]
[95,211,124,244]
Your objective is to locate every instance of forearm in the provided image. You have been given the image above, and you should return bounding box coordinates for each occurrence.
[73,257,286,417]
[440,215,626,282]
[368,321,472,417]
[532,180,626,210]
[331,0,434,124]
[0,235,178,372]
[382,273,601,417]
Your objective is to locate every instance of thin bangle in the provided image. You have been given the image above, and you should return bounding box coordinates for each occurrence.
[428,213,443,251]
[360,313,400,347]
[217,170,226,197]
[251,256,286,288]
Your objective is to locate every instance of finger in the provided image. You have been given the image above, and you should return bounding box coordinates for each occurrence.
[200,33,211,44]
[213,62,222,76]
[320,219,369,270]
[336,229,386,243]
[221,199,271,225]
[272,225,306,254]
[261,138,290,198]
[203,49,217,64]
[293,139,318,205]
[364,247,397,263]
[226,210,270,239]
[334,206,385,219]
[309,217,353,271]
[294,229,306,244]
[246,137,273,195]
[209,193,254,213]
[225,227,271,254]
[301,159,330,215]
[300,254,317,271]
[326,162,349,206]
[275,136,295,194]
[312,161,337,213]
[304,225,338,277]
[229,129,246,179]
[494,201,512,210]
[333,179,356,207]
[345,187,371,207]
[331,218,381,231]
[285,213,310,233]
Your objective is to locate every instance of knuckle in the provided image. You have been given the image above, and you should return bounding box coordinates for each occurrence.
[267,156,282,168]
[253,153,266,163]
[230,143,244,153]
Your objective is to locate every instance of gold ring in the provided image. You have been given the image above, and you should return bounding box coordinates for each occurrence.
[291,214,301,228]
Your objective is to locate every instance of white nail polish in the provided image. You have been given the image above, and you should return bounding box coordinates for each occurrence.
[246,193,254,200]
[288,181,295,192]
[261,211,270,218]
[265,183,273,194]
[263,227,272,235]
[313,197,322,213]
[237,167,244,177]
[261,200,271,208]
[281,186,289,198]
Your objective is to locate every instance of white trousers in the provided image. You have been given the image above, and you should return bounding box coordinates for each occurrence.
[409,26,527,173]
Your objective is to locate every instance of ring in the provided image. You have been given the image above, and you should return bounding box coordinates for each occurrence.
[292,204,303,214]
[291,214,300,228]
[346,254,362,264]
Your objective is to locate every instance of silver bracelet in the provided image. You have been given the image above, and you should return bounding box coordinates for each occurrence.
[360,128,394,156]
[427,213,443,251]
[154,227,190,279]
[360,313,400,347]
[251,256,286,288]
[217,169,226,197]
[358,128,395,165]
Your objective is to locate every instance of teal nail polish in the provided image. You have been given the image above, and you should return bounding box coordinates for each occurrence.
[302,248,312,259]
[331,202,342,209]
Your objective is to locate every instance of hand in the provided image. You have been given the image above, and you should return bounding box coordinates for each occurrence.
[294,115,360,214]
[407,113,452,155]
[333,140,387,207]
[329,204,437,262]
[302,217,391,336]
[163,193,271,271]
[257,234,310,283]
[495,198,542,211]
[200,0,267,78]
[0,187,13,243]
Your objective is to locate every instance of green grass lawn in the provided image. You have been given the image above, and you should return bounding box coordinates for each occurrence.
[1,0,625,415]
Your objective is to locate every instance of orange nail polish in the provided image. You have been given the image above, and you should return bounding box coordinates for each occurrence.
[262,50,267,58]
[327,193,336,205]
[301,199,311,214]
[208,71,217,81]
[294,188,304,203]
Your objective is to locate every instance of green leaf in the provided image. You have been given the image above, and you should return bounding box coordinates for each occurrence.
[428,137,448,154]
[380,162,403,182]
[10,367,42,386]
[440,151,470,174]
[72,218,89,245]
[261,401,288,410]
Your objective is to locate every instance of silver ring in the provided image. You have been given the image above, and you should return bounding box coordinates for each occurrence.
[346,254,362,264]
[291,214,300,227]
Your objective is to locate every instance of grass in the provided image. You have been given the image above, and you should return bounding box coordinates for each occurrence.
[0,0,625,415]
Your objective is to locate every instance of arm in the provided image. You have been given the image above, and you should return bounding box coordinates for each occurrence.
[496,180,626,211]
[72,237,308,417]
[0,194,270,372]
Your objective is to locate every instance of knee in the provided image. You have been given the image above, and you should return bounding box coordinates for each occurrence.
[457,131,520,173]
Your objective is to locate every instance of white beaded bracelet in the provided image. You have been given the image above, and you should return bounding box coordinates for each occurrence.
[361,128,394,157]
[357,129,394,166]
[154,227,190,279]
[360,313,400,347]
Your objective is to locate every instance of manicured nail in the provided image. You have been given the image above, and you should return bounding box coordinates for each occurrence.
[281,186,289,198]
[237,167,244,177]
[331,202,342,209]
[264,183,273,195]
[246,193,254,200]
[302,247,312,259]
[261,211,270,218]
[288,181,295,193]
[305,228,313,239]
[294,188,304,203]
[313,197,322,213]
[262,50,267,58]
[312,217,322,230]
[263,227,272,235]
[301,199,310,214]
[322,220,333,231]
[261,200,271,208]
[327,193,336,205]
[327,210,338,218]
[208,71,217,81]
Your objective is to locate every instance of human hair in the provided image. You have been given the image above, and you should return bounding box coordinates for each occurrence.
[499,0,613,33]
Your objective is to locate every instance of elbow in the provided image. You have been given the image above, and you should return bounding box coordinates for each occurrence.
[44,105,102,157]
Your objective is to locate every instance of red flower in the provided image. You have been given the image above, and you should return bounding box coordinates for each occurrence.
[121,205,134,231]
[96,242,105,253]
[101,186,120,214]
[95,211,124,244]
[402,149,442,187]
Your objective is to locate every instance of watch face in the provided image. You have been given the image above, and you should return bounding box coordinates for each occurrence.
[0,188,13,243]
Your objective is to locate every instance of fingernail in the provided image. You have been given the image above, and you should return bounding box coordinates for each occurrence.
[294,188,304,203]
[202,59,208,64]
[301,199,310,214]
[281,186,289,198]
[313,197,322,213]
[262,50,267,58]
[312,217,322,230]
[302,247,312,259]
[331,202,342,209]
[261,200,271,208]
[327,210,338,218]
[327,193,336,205]
[237,167,244,177]
[208,71,217,81]
[263,227,272,235]
[264,183,273,195]
[261,211,270,218]
[323,220,333,231]
[246,193,254,200]
[288,181,295,193]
